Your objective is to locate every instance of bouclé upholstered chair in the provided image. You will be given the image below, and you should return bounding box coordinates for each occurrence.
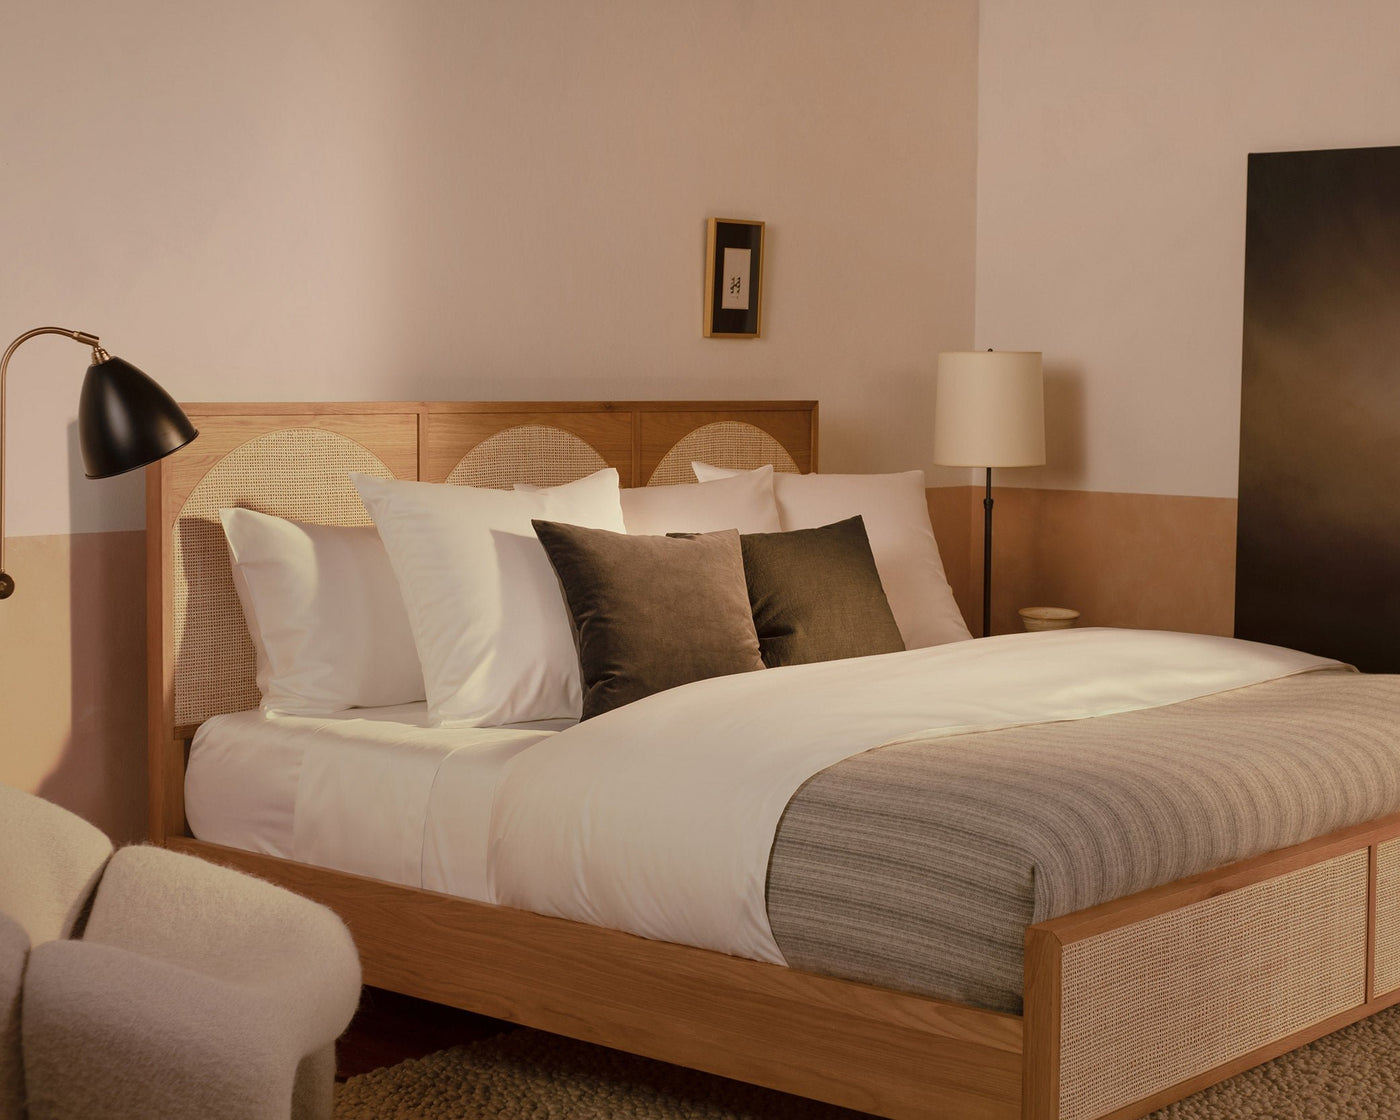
[1,785,361,1120]
[0,784,114,1120]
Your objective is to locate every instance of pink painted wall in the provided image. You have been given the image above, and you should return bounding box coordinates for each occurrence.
[975,0,1400,499]
[0,1,979,838]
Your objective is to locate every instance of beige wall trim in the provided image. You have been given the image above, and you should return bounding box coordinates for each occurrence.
[928,486,1237,639]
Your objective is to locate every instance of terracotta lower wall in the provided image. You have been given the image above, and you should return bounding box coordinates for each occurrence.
[928,486,1238,640]
[0,531,147,842]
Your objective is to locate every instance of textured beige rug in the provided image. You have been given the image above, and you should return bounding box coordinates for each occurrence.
[335,1007,1400,1119]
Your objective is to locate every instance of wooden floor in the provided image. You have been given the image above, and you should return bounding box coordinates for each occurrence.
[336,986,516,1081]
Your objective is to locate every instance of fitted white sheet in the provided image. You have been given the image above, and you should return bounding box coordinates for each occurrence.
[186,704,572,899]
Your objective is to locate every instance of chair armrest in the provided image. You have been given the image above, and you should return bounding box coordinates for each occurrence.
[82,846,360,1039]
[23,939,311,1120]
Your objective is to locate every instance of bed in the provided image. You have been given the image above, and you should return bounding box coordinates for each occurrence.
[146,400,1400,1120]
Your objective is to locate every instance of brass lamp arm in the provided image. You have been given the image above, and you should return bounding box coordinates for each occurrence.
[0,327,105,600]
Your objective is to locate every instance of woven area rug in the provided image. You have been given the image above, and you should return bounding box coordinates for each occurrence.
[335,1006,1400,1120]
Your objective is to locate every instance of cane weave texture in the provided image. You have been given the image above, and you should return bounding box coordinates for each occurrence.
[172,428,395,726]
[1375,837,1400,997]
[1058,848,1369,1120]
[647,422,799,486]
[446,426,607,489]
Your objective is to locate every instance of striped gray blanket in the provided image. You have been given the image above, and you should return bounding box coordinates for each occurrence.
[765,671,1400,1013]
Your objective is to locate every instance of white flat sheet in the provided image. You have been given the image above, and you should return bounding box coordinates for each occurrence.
[186,704,571,898]
[488,629,1344,965]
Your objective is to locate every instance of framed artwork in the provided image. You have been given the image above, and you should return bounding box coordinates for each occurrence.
[703,218,764,338]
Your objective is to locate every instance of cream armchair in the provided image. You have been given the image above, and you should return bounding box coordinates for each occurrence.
[1,786,360,1120]
[0,784,113,1120]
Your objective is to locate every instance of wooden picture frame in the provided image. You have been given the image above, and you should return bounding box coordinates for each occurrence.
[703,218,764,338]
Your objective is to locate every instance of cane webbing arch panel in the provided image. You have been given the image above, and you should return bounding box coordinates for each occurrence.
[1374,837,1400,998]
[1056,848,1369,1120]
[446,425,608,489]
[647,421,800,486]
[171,428,395,726]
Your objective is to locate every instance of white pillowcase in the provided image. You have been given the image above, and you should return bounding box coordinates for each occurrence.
[692,463,971,649]
[519,465,780,536]
[219,507,425,716]
[621,466,780,535]
[352,467,626,726]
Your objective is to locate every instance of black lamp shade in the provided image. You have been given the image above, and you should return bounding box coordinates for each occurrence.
[78,356,198,479]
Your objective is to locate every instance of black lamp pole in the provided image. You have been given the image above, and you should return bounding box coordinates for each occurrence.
[982,465,993,639]
[0,327,198,600]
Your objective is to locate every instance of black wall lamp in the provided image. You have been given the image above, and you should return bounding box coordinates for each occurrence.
[0,326,198,600]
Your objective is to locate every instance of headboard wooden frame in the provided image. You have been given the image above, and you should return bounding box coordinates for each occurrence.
[147,399,817,845]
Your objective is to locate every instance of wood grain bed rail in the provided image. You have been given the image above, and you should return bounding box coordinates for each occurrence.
[171,837,1022,1120]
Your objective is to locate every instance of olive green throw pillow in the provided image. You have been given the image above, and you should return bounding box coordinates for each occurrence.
[531,521,764,720]
[739,516,905,668]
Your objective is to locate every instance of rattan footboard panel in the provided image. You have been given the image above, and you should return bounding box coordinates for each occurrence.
[1373,837,1400,998]
[1057,848,1369,1120]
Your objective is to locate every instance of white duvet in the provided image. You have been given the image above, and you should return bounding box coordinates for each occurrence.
[190,628,1342,967]
[487,628,1341,965]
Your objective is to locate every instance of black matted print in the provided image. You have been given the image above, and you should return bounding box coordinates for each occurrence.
[1237,145,1400,671]
[703,218,764,338]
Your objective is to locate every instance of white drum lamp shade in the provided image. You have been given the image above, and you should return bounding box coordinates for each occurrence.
[933,349,1045,638]
[933,350,1045,468]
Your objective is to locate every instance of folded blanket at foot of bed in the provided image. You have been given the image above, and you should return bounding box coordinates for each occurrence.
[766,671,1400,1013]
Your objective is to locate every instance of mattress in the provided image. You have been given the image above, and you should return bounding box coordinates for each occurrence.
[186,704,573,900]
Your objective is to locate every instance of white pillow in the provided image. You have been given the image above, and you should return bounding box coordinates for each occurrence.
[352,468,626,726]
[692,463,971,648]
[219,507,425,715]
[519,465,780,536]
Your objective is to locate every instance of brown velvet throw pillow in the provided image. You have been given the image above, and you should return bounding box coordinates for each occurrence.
[531,520,764,720]
[738,516,905,668]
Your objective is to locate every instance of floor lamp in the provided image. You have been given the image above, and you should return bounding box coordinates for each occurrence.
[0,327,198,600]
[933,350,1045,637]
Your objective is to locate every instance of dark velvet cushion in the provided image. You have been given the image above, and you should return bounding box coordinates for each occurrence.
[531,520,764,720]
[738,515,905,668]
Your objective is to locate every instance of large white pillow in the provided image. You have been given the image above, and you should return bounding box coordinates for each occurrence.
[518,465,780,536]
[692,463,971,648]
[219,507,425,715]
[352,467,626,726]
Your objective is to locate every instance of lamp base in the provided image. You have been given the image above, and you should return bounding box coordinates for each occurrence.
[0,571,12,600]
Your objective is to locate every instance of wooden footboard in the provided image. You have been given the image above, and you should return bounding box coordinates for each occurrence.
[1025,809,1400,1120]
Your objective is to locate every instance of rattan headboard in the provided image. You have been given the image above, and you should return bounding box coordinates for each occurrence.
[147,400,817,840]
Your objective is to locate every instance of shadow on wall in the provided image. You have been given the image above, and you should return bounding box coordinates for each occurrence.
[1043,361,1085,482]
[35,424,148,843]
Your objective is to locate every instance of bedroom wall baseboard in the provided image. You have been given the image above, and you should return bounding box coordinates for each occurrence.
[927,486,1237,640]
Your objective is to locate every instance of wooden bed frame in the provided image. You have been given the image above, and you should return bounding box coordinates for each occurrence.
[147,400,1400,1120]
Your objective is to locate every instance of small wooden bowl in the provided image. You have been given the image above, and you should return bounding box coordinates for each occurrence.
[1018,606,1080,632]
